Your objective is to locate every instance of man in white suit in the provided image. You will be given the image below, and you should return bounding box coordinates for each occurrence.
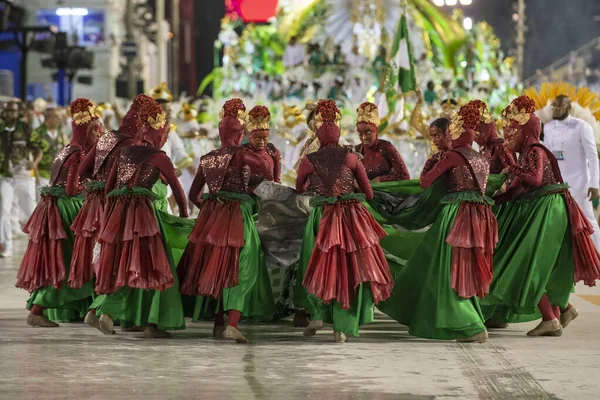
[544,94,600,250]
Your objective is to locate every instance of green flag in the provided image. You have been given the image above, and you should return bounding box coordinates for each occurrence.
[391,13,417,93]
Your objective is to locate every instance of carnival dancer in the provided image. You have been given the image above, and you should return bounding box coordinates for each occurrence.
[242,105,281,190]
[355,102,410,182]
[295,100,393,343]
[482,96,600,336]
[178,99,273,344]
[0,101,43,258]
[543,95,600,251]
[16,99,100,327]
[92,94,189,339]
[378,101,498,342]
[471,100,513,174]
[420,118,451,176]
[69,100,143,302]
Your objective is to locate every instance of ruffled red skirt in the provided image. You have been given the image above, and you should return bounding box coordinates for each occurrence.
[563,191,600,286]
[16,196,67,292]
[94,195,174,294]
[446,203,498,298]
[68,189,105,288]
[178,198,244,298]
[302,201,393,310]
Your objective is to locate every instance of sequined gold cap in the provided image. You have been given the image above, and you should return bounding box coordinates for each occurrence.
[450,102,481,140]
[151,82,173,103]
[502,95,536,126]
[219,98,247,126]
[467,99,494,125]
[314,99,342,129]
[246,105,271,132]
[133,94,167,130]
[69,98,98,125]
[357,102,380,127]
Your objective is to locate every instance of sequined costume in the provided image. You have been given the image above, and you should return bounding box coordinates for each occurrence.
[294,100,393,341]
[91,95,188,335]
[16,99,99,327]
[378,101,498,342]
[470,100,513,174]
[68,105,140,289]
[241,105,281,191]
[481,96,600,333]
[354,102,410,182]
[178,99,275,343]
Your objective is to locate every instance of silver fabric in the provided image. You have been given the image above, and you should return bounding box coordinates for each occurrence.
[254,181,311,313]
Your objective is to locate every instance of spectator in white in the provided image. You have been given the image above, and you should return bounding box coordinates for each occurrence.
[283,36,306,69]
[544,94,600,250]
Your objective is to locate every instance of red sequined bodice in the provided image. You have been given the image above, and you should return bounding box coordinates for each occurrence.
[306,146,354,196]
[242,143,274,188]
[115,145,162,189]
[445,148,490,194]
[51,145,82,188]
[94,131,131,182]
[520,146,561,192]
[200,147,250,194]
[355,139,409,181]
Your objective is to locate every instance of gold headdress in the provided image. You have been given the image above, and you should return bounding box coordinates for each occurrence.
[313,99,342,130]
[356,102,380,127]
[501,96,536,126]
[219,98,247,126]
[246,105,271,132]
[178,103,198,122]
[151,82,173,103]
[449,102,481,140]
[69,98,97,125]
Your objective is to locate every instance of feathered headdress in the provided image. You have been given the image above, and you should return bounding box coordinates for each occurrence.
[246,105,271,132]
[524,82,600,143]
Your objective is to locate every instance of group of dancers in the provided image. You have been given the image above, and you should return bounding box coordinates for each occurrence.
[15,92,600,343]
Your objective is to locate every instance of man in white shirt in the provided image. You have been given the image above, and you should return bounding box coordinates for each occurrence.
[544,94,600,249]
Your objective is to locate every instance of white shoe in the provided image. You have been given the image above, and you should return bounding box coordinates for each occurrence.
[0,251,13,258]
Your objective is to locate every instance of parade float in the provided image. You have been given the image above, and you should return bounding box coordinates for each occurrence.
[195,0,520,179]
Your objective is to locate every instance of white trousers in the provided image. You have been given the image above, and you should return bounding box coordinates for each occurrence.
[0,173,37,253]
[571,189,600,251]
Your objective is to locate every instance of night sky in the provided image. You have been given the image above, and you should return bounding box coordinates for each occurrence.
[466,0,600,79]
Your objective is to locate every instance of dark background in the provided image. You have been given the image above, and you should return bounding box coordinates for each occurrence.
[467,0,600,79]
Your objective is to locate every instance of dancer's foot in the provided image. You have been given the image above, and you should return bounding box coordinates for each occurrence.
[84,310,100,329]
[485,319,509,329]
[213,325,226,339]
[560,307,579,329]
[223,326,248,344]
[333,331,347,343]
[143,325,172,339]
[121,325,145,332]
[527,319,562,337]
[457,330,488,343]
[303,319,323,337]
[293,310,310,327]
[27,313,59,327]
[98,314,115,335]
